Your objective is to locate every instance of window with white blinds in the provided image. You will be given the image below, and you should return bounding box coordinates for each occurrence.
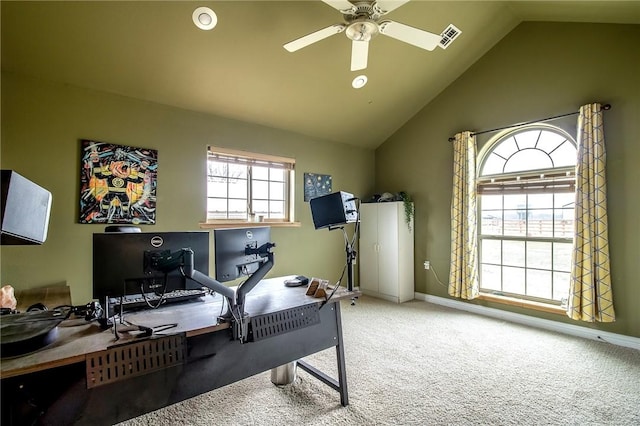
[206,147,295,222]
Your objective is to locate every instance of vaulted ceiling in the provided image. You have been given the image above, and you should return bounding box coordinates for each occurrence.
[2,1,639,149]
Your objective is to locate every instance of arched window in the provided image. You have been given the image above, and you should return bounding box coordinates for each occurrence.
[477,125,576,305]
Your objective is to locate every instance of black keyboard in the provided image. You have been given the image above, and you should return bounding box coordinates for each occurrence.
[109,288,207,312]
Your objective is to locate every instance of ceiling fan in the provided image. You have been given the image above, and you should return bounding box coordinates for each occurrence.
[283,0,461,71]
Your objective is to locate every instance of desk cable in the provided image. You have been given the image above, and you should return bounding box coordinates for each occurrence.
[319,261,348,310]
[138,274,170,309]
[110,307,178,341]
[112,316,178,340]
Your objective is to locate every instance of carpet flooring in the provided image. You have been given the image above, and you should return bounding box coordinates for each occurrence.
[121,295,640,425]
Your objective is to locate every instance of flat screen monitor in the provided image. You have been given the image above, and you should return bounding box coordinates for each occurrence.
[309,191,357,230]
[214,227,271,282]
[93,231,209,300]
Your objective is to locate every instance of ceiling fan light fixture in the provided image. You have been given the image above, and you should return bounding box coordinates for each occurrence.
[346,20,379,42]
[352,75,368,89]
[192,7,217,31]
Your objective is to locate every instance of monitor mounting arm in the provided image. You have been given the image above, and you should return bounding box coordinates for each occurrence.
[236,242,276,311]
[145,248,236,308]
[145,243,276,341]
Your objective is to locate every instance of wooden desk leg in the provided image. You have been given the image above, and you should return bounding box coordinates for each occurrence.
[296,302,349,406]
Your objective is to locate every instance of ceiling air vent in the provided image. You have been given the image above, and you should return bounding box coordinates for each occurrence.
[439,24,462,49]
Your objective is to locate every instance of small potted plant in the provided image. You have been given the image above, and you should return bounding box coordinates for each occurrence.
[398,191,414,232]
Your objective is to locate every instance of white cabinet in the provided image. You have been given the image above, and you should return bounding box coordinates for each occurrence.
[358,201,414,303]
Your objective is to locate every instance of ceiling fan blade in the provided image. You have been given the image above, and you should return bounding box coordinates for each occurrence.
[351,40,369,71]
[322,0,357,14]
[379,20,441,51]
[374,0,410,14]
[283,24,347,52]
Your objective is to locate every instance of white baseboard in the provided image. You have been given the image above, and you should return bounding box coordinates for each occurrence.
[414,292,640,351]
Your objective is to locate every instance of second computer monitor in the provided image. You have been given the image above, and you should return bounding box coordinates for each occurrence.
[214,227,271,282]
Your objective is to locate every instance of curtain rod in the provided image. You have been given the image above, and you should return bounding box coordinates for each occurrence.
[448,103,612,142]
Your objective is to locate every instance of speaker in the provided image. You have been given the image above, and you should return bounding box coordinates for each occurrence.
[309,191,357,230]
[1,170,52,245]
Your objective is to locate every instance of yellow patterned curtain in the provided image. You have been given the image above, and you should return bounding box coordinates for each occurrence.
[449,131,479,300]
[566,103,615,322]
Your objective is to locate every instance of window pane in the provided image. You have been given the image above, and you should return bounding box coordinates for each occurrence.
[481,154,505,175]
[553,243,572,272]
[228,164,247,179]
[553,272,570,301]
[207,198,227,219]
[269,200,285,218]
[480,195,503,235]
[504,195,526,236]
[527,241,551,269]
[252,166,269,180]
[537,131,568,152]
[270,182,285,200]
[207,180,227,198]
[252,200,268,216]
[481,216,502,235]
[493,137,518,159]
[514,130,540,149]
[550,141,577,168]
[503,240,525,267]
[555,193,574,208]
[228,199,247,219]
[554,216,573,238]
[208,161,228,177]
[504,219,526,237]
[528,211,554,237]
[503,266,525,294]
[528,194,552,209]
[529,208,553,221]
[527,269,552,299]
[481,239,501,264]
[481,264,501,291]
[228,179,247,199]
[252,180,268,198]
[270,168,285,182]
[504,194,526,210]
[504,149,553,173]
[481,195,503,210]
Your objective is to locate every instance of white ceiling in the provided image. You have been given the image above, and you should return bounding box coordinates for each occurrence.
[2,1,639,149]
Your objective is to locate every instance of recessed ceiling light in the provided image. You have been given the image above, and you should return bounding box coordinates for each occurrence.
[352,75,368,89]
[192,7,217,31]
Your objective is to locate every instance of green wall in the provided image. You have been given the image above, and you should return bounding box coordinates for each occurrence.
[0,73,374,304]
[376,22,640,337]
[2,21,638,338]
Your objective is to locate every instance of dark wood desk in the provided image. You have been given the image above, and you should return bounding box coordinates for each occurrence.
[1,277,359,425]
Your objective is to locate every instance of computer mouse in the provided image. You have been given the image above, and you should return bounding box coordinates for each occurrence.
[284,276,308,287]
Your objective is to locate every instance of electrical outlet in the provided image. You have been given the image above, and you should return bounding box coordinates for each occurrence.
[424,260,430,270]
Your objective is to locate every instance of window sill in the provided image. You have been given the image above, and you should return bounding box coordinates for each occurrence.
[477,292,566,315]
[199,221,301,229]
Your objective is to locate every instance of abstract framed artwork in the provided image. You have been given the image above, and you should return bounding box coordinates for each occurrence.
[304,172,332,202]
[79,139,158,224]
